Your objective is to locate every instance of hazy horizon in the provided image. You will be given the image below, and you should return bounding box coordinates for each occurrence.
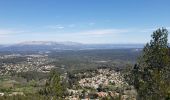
[0,40,146,45]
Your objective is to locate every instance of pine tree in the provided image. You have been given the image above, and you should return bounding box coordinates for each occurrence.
[41,70,65,99]
[132,28,170,99]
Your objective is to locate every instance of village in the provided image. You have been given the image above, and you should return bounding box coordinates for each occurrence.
[66,68,137,100]
[0,54,55,75]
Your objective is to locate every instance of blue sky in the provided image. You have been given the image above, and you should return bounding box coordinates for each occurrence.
[0,0,170,44]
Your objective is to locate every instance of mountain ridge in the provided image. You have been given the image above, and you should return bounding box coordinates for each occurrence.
[0,41,144,51]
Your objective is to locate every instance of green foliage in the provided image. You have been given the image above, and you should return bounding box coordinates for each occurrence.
[39,70,65,99]
[17,71,48,82]
[132,28,170,99]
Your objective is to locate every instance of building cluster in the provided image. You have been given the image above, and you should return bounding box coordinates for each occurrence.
[79,69,126,89]
[0,54,55,75]
[66,68,136,100]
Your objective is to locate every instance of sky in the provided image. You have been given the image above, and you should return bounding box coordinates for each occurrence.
[0,0,170,44]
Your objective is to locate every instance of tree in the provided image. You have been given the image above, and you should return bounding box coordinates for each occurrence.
[40,70,65,99]
[132,28,170,99]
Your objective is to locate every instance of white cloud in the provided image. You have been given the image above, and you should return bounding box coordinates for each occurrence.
[72,27,170,36]
[138,27,170,33]
[0,29,27,39]
[166,27,170,30]
[0,35,8,38]
[46,25,64,29]
[0,29,13,35]
[56,26,64,29]
[0,29,26,35]
[80,29,130,35]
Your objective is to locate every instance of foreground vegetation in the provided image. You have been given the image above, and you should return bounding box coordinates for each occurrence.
[126,28,170,100]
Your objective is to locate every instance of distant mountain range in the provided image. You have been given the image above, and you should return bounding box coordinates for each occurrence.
[0,41,144,51]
